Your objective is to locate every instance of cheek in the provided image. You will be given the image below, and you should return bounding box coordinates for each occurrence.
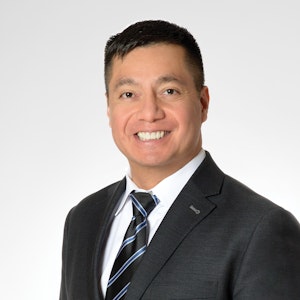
[110,119,124,149]
[109,108,130,136]
[181,111,203,137]
[178,105,201,127]
[110,117,122,135]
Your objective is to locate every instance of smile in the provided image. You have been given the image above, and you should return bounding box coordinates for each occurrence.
[136,131,170,141]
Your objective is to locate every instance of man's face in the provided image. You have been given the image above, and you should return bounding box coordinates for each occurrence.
[107,44,209,183]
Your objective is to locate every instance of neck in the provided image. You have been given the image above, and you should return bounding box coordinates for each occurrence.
[129,154,200,190]
[130,168,173,190]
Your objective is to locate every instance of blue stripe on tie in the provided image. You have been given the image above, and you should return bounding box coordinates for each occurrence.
[135,219,147,233]
[152,194,160,205]
[116,235,136,257]
[107,246,147,287]
[130,195,147,217]
[116,220,147,256]
[112,282,131,300]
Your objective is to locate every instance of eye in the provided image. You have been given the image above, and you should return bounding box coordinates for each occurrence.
[120,92,134,99]
[163,88,178,95]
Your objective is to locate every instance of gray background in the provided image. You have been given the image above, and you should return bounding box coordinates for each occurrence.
[1,1,299,299]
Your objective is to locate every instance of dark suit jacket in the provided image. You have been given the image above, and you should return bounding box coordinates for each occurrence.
[60,152,300,299]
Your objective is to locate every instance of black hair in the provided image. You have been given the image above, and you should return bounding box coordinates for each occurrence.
[104,20,204,92]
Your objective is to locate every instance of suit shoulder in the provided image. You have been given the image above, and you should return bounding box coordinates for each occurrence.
[219,174,286,214]
[217,175,282,212]
[68,179,125,217]
[81,180,122,204]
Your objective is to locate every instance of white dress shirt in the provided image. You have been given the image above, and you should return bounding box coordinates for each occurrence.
[100,149,206,295]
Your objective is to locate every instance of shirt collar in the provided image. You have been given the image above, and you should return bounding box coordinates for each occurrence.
[115,149,206,215]
[152,149,205,209]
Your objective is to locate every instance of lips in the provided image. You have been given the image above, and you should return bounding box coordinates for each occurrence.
[136,131,170,141]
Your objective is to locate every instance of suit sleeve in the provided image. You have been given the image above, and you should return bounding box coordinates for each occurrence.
[233,207,300,299]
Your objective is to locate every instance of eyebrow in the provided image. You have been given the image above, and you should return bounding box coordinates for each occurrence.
[156,75,184,86]
[113,78,138,90]
[113,75,185,91]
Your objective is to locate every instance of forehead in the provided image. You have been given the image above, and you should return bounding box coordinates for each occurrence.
[108,44,192,85]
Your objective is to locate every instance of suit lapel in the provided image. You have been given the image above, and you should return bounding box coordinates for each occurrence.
[126,152,224,299]
[91,178,126,300]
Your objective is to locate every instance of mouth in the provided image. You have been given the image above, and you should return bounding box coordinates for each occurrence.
[136,131,170,141]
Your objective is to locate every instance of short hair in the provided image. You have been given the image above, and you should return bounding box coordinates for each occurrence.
[104,20,205,93]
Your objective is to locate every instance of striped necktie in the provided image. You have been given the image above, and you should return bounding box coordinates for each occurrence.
[105,191,159,300]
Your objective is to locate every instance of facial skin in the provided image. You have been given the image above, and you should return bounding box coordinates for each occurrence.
[107,44,209,189]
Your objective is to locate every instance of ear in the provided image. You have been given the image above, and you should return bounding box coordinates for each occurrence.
[106,93,111,127]
[200,86,210,123]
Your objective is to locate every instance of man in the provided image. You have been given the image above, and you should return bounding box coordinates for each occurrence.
[60,20,300,300]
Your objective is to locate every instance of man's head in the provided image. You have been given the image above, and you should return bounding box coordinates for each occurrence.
[104,20,209,189]
[104,20,205,94]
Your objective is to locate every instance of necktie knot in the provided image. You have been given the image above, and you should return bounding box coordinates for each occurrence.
[130,191,159,218]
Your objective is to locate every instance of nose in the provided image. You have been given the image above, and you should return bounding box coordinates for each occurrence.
[137,92,165,122]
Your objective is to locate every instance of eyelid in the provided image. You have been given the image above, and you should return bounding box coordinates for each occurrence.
[162,88,180,95]
[120,91,134,99]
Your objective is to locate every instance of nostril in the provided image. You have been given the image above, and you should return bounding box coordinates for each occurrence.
[137,102,165,122]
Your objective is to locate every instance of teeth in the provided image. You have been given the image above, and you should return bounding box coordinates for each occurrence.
[137,131,168,141]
